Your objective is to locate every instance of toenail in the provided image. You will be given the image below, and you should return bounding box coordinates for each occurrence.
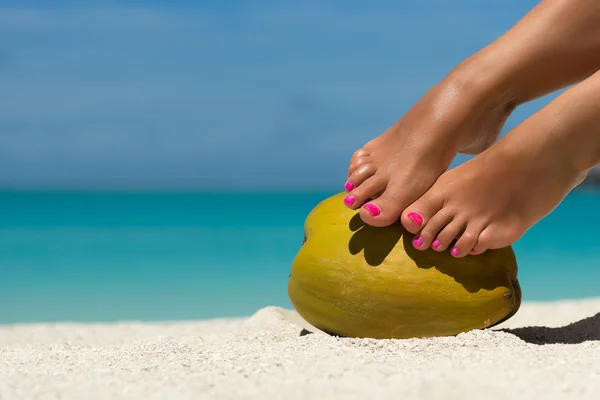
[344,195,355,207]
[407,212,423,226]
[344,181,355,191]
[432,240,441,249]
[363,203,381,216]
[451,247,460,257]
[413,236,423,247]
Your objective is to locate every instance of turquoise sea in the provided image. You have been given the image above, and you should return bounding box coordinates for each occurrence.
[1,190,599,325]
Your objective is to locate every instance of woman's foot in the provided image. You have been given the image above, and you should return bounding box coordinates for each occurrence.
[344,70,515,227]
[402,70,600,257]
[403,144,586,257]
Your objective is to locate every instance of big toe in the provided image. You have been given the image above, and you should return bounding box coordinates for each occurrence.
[359,188,411,227]
[345,162,376,192]
[400,190,443,234]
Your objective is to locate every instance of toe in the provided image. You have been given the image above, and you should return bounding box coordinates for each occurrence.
[452,224,484,258]
[348,149,371,177]
[469,227,492,255]
[468,226,492,255]
[433,219,466,254]
[411,234,426,250]
[344,176,386,210]
[347,157,370,179]
[477,223,523,251]
[415,209,453,250]
[469,245,487,255]
[359,183,416,227]
[401,190,444,234]
[345,163,376,192]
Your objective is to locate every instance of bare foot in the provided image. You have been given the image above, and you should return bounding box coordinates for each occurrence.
[402,70,600,257]
[344,73,514,227]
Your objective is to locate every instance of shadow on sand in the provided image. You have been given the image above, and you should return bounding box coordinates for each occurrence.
[500,313,600,345]
[299,314,600,345]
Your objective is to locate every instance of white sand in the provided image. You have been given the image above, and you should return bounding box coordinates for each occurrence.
[1,299,599,400]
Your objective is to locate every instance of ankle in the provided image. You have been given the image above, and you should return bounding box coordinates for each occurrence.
[444,58,518,114]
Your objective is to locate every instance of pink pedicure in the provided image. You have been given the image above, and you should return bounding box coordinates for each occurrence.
[344,181,355,191]
[407,212,423,226]
[413,236,423,247]
[432,240,441,249]
[363,203,381,216]
[451,247,460,257]
[344,195,355,207]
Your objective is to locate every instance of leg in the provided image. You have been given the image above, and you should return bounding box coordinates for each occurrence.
[346,0,600,227]
[404,69,600,257]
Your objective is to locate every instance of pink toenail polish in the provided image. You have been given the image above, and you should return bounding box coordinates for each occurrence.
[451,247,460,257]
[432,240,441,249]
[363,203,381,216]
[413,236,423,247]
[345,181,355,191]
[344,195,355,207]
[407,212,423,226]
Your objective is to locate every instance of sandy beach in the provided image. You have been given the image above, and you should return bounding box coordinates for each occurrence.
[1,298,599,400]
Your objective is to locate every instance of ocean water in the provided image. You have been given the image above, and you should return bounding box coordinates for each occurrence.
[1,190,599,324]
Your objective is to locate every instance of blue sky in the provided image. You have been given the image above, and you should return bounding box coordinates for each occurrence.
[0,0,558,189]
